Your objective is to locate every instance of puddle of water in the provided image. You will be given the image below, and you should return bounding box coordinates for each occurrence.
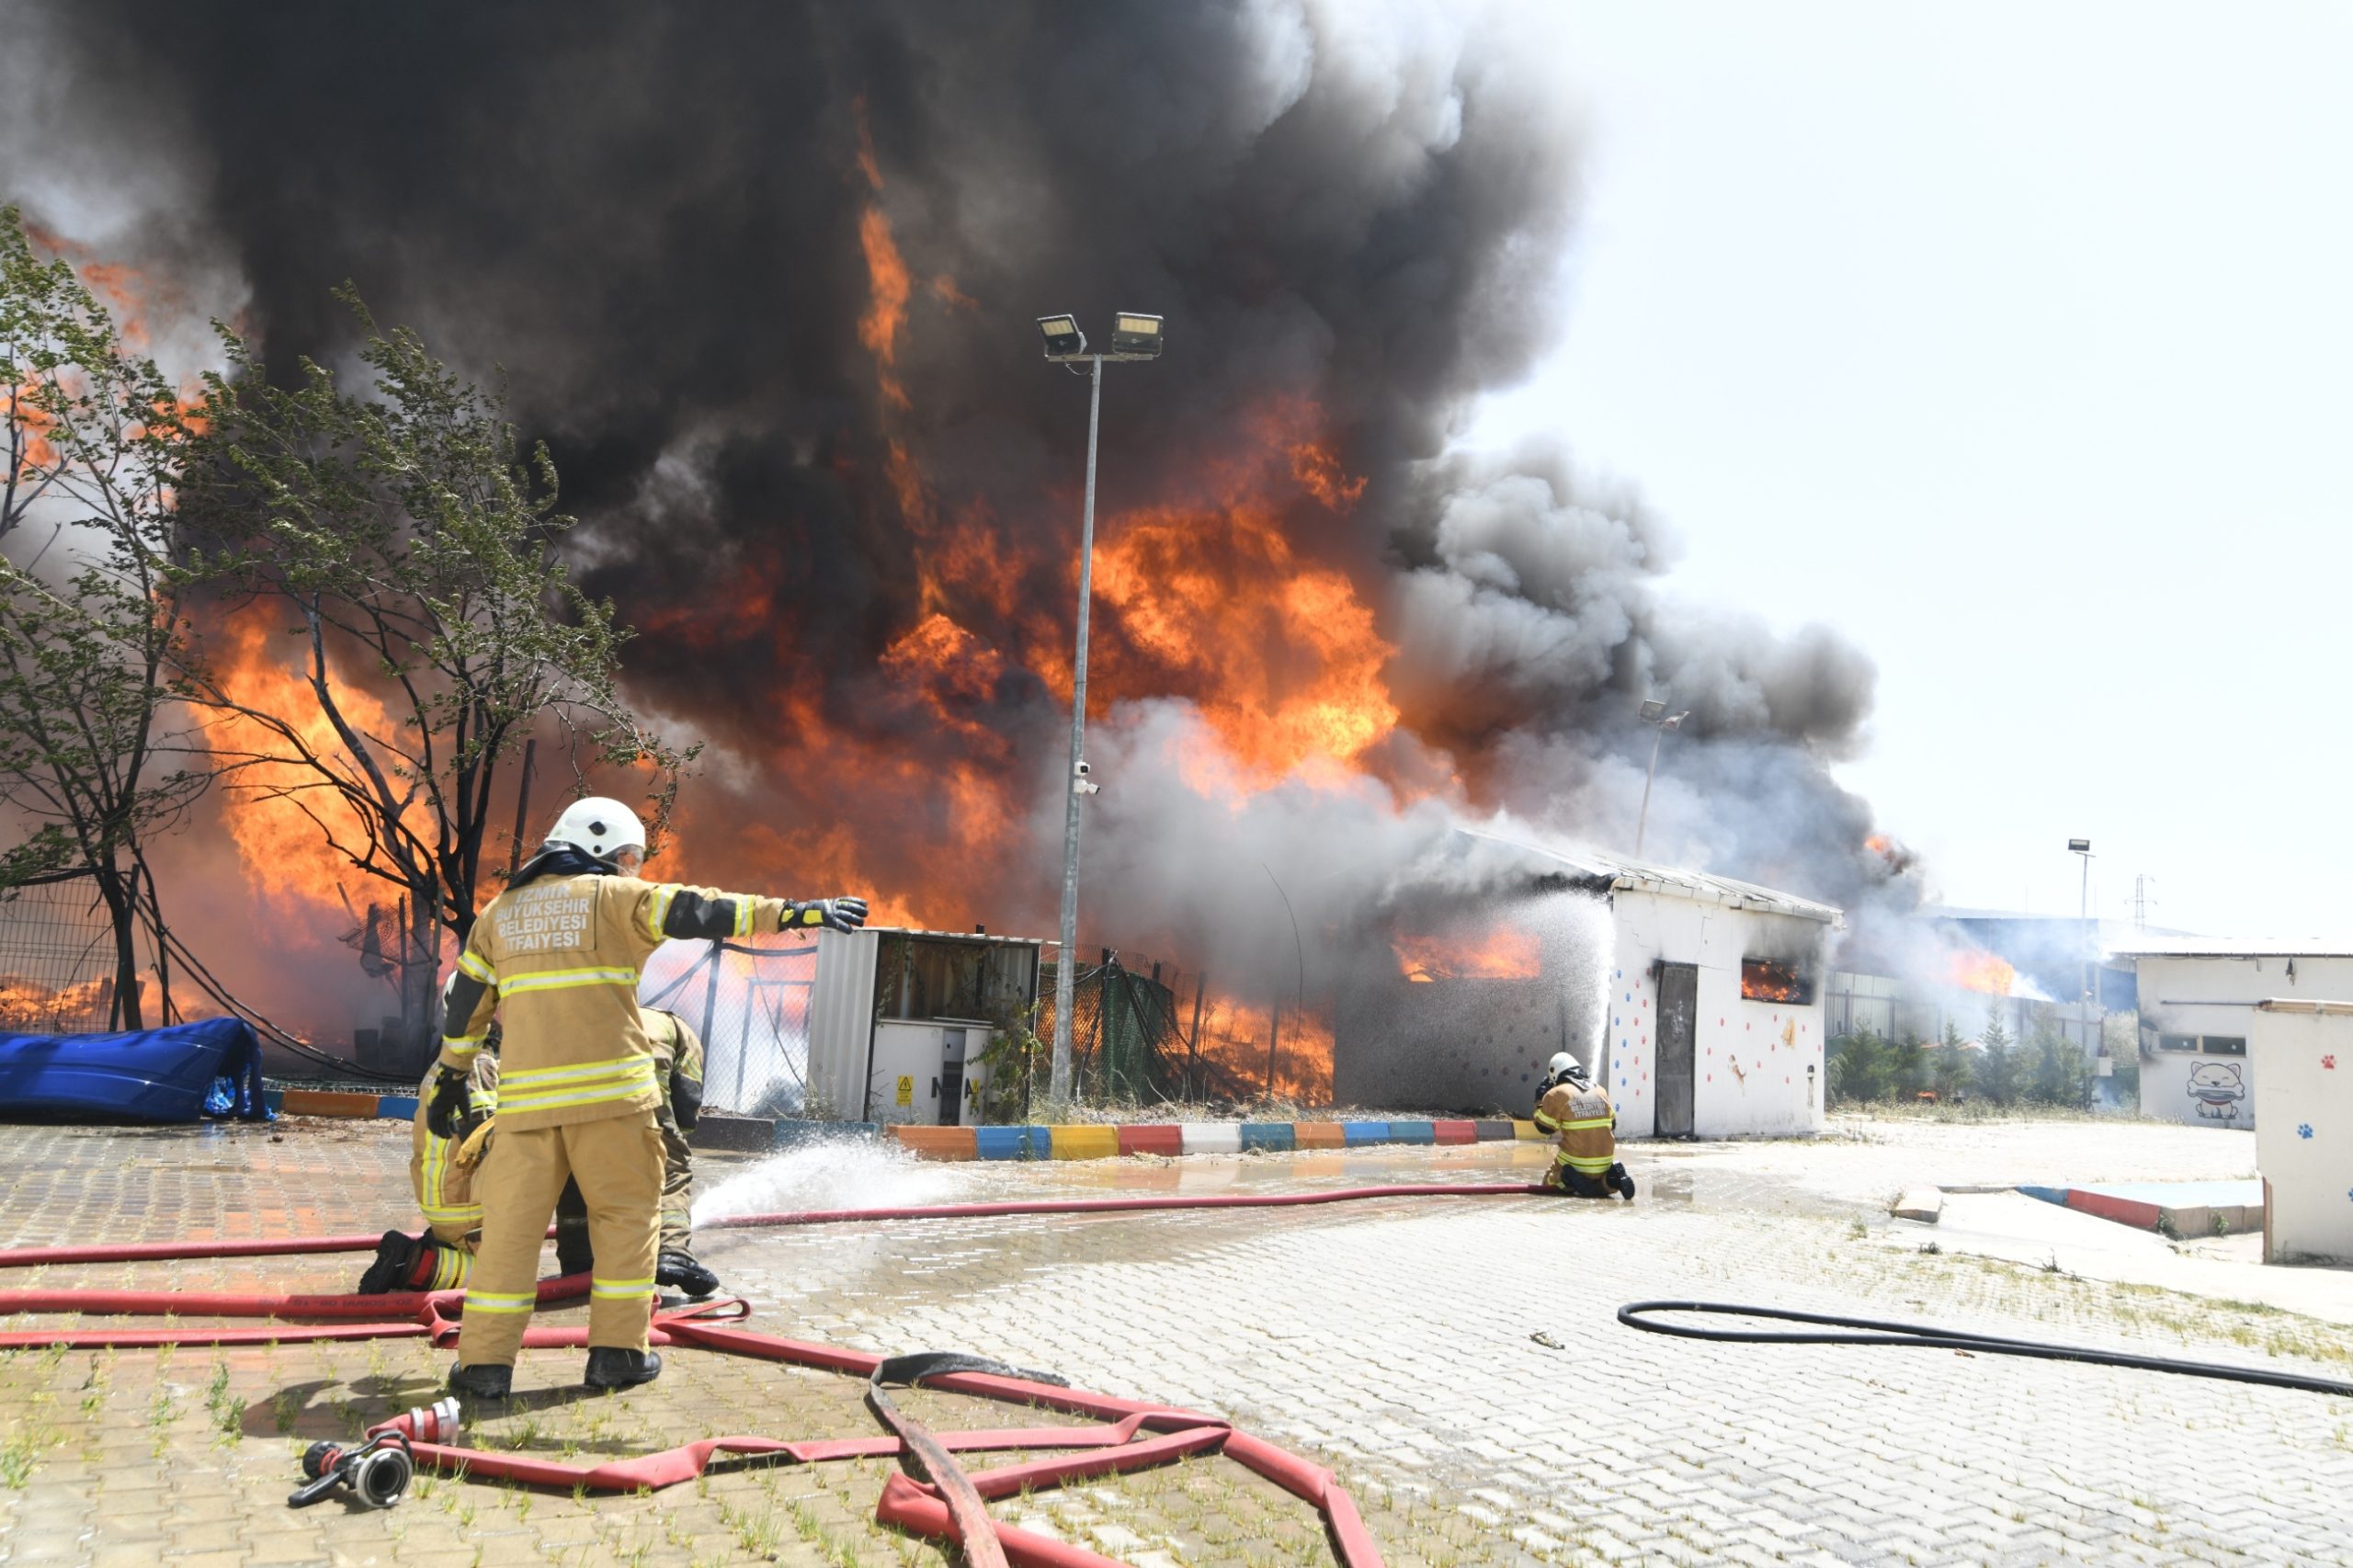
[691,1135,973,1222]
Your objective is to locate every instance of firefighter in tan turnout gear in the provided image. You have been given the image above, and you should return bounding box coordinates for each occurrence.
[1532,1051,1636,1200]
[355,1006,713,1299]
[432,796,867,1398]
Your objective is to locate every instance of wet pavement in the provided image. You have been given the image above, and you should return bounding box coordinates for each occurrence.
[0,1112,2347,1566]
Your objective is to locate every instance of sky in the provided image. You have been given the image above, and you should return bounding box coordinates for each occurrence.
[1474,2,2353,939]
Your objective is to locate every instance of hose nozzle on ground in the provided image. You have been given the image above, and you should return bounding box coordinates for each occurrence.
[288,1427,421,1509]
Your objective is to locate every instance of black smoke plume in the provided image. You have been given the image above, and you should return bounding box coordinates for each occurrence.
[11,0,1915,1001]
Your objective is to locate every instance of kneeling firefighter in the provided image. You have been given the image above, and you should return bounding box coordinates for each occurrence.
[358,1006,715,1299]
[432,796,867,1398]
[1533,1052,1636,1200]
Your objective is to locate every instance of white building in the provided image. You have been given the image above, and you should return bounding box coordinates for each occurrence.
[2106,938,2353,1131]
[2248,1000,2353,1265]
[1336,833,1840,1138]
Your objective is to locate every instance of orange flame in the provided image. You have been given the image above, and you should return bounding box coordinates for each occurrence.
[1193,995,1335,1103]
[858,208,913,412]
[0,973,116,1023]
[1091,503,1398,783]
[1392,925,1541,983]
[1945,949,2015,997]
[206,609,412,915]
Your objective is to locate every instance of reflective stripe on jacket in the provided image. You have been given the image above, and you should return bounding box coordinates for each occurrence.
[1534,1080,1617,1176]
[438,874,801,1131]
[410,1054,500,1238]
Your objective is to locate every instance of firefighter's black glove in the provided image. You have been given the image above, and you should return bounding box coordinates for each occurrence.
[790,896,869,933]
[656,1250,721,1299]
[425,1066,472,1141]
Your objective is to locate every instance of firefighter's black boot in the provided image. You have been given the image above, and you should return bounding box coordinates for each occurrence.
[656,1250,720,1300]
[357,1230,425,1295]
[447,1361,513,1401]
[584,1348,662,1391]
[1611,1164,1636,1201]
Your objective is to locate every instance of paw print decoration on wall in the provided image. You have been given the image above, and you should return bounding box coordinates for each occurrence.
[2299,1124,2314,1140]
[2325,1054,2338,1071]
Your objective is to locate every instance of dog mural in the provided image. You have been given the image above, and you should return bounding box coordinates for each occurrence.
[2187,1061,2247,1122]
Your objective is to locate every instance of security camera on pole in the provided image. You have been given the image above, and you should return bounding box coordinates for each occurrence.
[1036,312,1164,1113]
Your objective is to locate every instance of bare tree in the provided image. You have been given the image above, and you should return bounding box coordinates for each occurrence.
[0,207,207,1028]
[184,290,692,1052]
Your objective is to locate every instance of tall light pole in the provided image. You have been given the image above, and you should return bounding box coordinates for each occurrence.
[1037,312,1165,1112]
[2069,836,2095,1063]
[1633,699,1688,857]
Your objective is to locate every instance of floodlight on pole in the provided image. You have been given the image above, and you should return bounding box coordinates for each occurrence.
[1040,312,1165,1115]
[1633,701,1689,858]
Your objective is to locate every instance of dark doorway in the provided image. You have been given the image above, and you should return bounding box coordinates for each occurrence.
[1654,961,1698,1138]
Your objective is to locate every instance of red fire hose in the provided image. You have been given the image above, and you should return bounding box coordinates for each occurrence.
[0,1182,1546,1563]
[0,1182,1551,1274]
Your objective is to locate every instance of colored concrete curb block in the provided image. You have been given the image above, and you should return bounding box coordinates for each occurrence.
[892,1126,978,1161]
[1472,1119,1516,1142]
[1117,1124,1184,1156]
[1240,1123,1296,1153]
[1432,1119,1477,1145]
[1050,1125,1120,1161]
[974,1126,1048,1160]
[1512,1119,1547,1141]
[1292,1122,1346,1149]
[2018,1180,2265,1237]
[277,1089,384,1119]
[1341,1121,1391,1146]
[1182,1123,1244,1155]
[1385,1120,1436,1145]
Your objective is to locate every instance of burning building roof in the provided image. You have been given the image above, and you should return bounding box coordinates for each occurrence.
[1449,828,1844,925]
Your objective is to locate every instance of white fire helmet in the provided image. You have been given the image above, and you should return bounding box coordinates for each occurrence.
[545,796,647,862]
[1548,1051,1589,1086]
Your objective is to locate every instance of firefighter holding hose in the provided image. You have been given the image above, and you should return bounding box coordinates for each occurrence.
[432,797,867,1398]
[357,1006,715,1299]
[1533,1051,1636,1200]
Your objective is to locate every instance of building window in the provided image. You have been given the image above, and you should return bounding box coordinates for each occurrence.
[2156,1034,2199,1052]
[1741,959,1815,1005]
[2201,1036,2246,1056]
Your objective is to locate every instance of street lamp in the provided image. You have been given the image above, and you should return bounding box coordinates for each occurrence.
[1038,311,1165,1113]
[2069,837,2096,1066]
[1633,699,1688,857]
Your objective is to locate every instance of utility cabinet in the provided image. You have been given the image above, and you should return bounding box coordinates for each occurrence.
[802,928,1042,1124]
[866,1017,995,1126]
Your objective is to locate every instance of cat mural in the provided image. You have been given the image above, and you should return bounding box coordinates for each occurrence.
[2187,1061,2246,1122]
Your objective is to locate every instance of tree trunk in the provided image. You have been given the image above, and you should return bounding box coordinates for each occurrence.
[94,861,145,1032]
[399,890,442,1074]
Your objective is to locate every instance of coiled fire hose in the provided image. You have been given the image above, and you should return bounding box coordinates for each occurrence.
[1618,1301,2353,1397]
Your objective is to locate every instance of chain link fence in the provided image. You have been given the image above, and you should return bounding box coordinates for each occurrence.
[1034,950,1256,1110]
[641,933,820,1116]
[0,873,123,1033]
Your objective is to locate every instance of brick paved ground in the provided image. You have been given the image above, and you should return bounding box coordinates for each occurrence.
[1,1114,2347,1566]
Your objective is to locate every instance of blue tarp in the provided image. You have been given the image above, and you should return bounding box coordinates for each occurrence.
[0,1017,271,1123]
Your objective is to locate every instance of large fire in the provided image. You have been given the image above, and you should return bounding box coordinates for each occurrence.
[1392,925,1542,984]
[17,136,1440,1106]
[203,608,415,915]
[1191,996,1335,1104]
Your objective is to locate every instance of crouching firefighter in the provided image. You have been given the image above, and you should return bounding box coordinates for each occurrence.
[358,1006,716,1300]
[1533,1051,1636,1200]
[434,796,867,1399]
